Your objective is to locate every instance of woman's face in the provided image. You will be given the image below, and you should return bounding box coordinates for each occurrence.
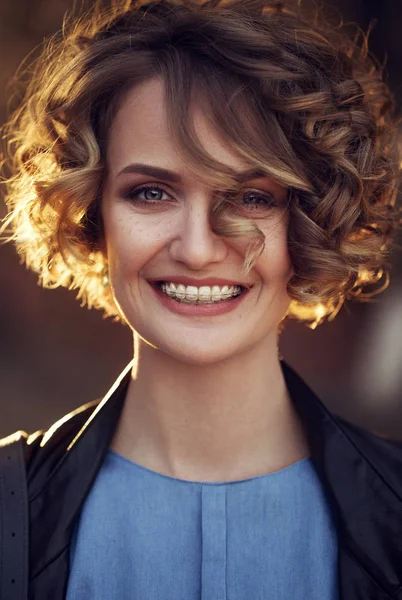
[101,77,293,365]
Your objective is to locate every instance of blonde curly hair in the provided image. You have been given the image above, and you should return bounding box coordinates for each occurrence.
[1,0,400,327]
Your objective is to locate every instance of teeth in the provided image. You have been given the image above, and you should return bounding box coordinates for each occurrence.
[219,286,232,300]
[184,285,198,300]
[160,282,242,303]
[211,285,222,302]
[199,286,212,301]
[173,283,186,298]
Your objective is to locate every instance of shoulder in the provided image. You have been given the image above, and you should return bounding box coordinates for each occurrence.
[334,414,402,495]
[0,399,101,477]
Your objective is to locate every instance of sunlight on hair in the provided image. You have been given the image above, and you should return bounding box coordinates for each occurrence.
[0,0,400,327]
[288,297,345,329]
[309,304,327,330]
[359,268,375,284]
[355,269,390,298]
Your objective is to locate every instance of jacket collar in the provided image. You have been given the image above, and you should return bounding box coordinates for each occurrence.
[29,359,402,596]
[282,362,402,597]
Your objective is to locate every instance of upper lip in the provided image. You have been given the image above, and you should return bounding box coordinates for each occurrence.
[149,276,253,289]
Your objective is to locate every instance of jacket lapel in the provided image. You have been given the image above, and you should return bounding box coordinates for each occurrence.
[282,361,402,599]
[28,360,134,594]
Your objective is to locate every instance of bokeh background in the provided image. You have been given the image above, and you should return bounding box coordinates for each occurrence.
[0,0,401,439]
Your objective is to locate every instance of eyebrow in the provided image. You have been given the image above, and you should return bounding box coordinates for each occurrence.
[117,163,269,184]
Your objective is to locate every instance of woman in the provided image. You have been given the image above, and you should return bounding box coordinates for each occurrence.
[0,0,401,598]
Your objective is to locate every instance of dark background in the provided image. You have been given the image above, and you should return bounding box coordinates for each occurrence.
[0,0,401,439]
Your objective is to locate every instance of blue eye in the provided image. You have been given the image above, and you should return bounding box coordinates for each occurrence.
[121,184,170,203]
[121,183,278,210]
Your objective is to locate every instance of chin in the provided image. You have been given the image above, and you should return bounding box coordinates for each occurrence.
[163,342,242,366]
[140,330,245,365]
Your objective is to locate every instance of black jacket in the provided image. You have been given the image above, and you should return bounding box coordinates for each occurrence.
[1,359,402,600]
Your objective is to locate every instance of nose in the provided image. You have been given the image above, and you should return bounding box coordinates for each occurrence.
[169,204,228,270]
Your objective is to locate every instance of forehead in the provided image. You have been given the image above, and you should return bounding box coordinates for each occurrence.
[105,77,252,181]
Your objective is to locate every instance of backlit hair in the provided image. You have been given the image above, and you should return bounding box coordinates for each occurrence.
[1,0,400,327]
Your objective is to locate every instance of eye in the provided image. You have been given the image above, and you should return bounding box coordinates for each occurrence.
[120,184,171,205]
[241,190,278,210]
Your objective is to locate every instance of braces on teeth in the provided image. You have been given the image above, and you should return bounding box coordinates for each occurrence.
[160,283,243,303]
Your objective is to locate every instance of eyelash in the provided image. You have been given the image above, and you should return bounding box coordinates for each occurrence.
[121,183,278,210]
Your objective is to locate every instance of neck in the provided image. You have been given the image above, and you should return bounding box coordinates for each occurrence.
[110,334,309,482]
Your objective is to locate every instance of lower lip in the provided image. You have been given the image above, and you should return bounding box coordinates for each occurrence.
[149,283,252,316]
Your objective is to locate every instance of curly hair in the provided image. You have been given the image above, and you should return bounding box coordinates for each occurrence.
[1,0,400,327]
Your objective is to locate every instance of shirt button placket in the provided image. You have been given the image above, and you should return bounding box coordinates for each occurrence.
[201,485,227,600]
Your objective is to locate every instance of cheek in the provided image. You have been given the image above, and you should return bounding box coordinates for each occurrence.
[102,206,153,271]
[102,210,174,298]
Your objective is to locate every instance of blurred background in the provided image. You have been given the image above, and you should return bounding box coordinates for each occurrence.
[0,0,401,439]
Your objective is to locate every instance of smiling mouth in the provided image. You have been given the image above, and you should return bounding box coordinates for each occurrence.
[153,281,246,303]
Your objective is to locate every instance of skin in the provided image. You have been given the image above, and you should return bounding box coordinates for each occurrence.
[101,77,310,482]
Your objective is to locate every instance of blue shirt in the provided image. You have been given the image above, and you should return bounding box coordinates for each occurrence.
[66,450,339,599]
